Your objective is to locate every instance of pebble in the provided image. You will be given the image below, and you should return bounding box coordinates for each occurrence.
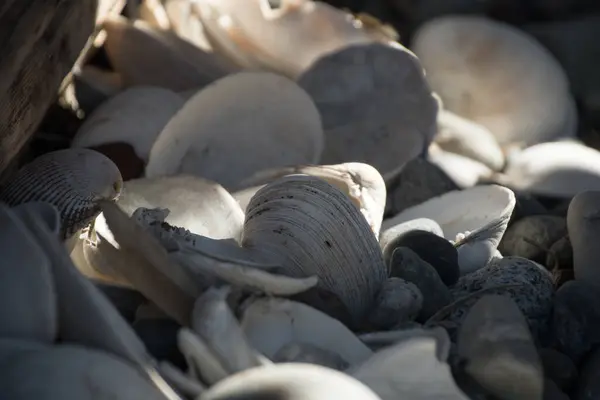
[550,280,600,363]
[567,191,600,285]
[510,192,549,224]
[539,347,578,390]
[446,256,555,342]
[379,217,444,260]
[389,247,452,321]
[366,277,423,330]
[576,347,600,400]
[457,295,544,400]
[385,230,459,286]
[499,215,567,265]
[545,236,573,273]
[298,43,439,179]
[385,158,458,216]
[88,143,145,181]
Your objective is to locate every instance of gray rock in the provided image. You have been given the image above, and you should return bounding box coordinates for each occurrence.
[576,347,600,400]
[457,295,543,400]
[297,44,439,179]
[367,277,423,330]
[550,280,600,363]
[539,348,577,390]
[546,236,573,273]
[385,158,458,216]
[567,191,600,285]
[390,247,452,321]
[499,215,567,266]
[386,230,459,286]
[380,218,443,260]
[445,256,555,341]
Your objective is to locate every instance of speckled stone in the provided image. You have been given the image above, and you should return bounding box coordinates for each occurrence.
[367,277,423,330]
[390,247,452,321]
[499,215,567,265]
[550,280,600,363]
[444,256,554,342]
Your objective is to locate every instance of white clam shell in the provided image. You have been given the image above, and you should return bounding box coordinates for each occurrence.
[383,185,515,274]
[163,0,214,52]
[412,15,575,146]
[427,143,494,188]
[236,162,386,235]
[240,297,372,366]
[499,141,600,197]
[138,0,171,29]
[145,71,324,190]
[242,175,387,322]
[103,17,235,92]
[435,109,504,171]
[193,0,385,77]
[71,87,185,162]
[201,363,382,400]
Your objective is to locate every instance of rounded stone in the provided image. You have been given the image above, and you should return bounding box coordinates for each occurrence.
[367,277,423,330]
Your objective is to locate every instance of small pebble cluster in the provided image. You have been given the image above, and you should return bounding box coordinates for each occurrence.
[1,0,600,399]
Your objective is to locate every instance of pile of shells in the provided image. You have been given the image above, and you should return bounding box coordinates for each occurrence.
[3,0,600,399]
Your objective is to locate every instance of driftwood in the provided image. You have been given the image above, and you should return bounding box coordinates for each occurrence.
[0,0,107,176]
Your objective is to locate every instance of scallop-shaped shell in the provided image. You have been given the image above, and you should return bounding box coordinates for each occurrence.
[243,175,386,323]
[435,109,504,171]
[499,141,600,198]
[145,71,324,190]
[193,0,388,77]
[236,162,386,236]
[411,16,575,146]
[201,363,381,400]
[240,297,372,366]
[103,16,236,91]
[71,87,185,162]
[383,185,515,242]
[298,43,439,180]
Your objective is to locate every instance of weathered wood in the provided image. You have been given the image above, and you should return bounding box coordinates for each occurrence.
[0,0,98,175]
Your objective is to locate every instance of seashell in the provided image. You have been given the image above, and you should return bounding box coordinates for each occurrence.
[240,297,373,366]
[75,65,124,100]
[0,149,122,239]
[103,16,236,92]
[383,185,515,274]
[411,15,576,146]
[379,218,444,251]
[201,363,382,400]
[0,345,174,399]
[497,141,600,198]
[351,330,469,400]
[178,327,230,385]
[193,0,391,77]
[163,0,214,52]
[0,204,57,343]
[159,361,206,398]
[298,43,439,180]
[71,87,185,163]
[236,162,386,235]
[427,143,494,188]
[146,72,324,190]
[191,287,262,374]
[138,0,171,29]
[272,342,349,370]
[435,109,504,171]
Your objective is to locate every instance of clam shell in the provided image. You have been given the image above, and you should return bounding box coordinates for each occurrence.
[297,43,439,180]
[145,71,324,190]
[427,144,494,188]
[499,141,600,198]
[193,0,385,77]
[435,110,504,171]
[240,297,372,366]
[411,15,575,146]
[383,185,515,274]
[71,87,185,162]
[237,162,386,235]
[138,0,171,29]
[201,363,381,400]
[163,0,213,52]
[243,175,387,322]
[103,16,235,92]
